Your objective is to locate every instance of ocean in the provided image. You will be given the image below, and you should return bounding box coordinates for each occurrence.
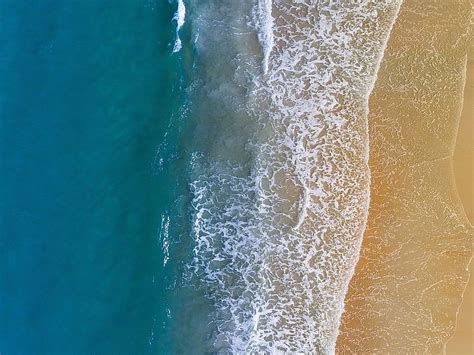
[0,0,183,353]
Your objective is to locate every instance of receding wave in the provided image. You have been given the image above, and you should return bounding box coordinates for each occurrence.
[183,0,402,352]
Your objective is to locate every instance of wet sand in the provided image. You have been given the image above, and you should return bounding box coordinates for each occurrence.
[336,0,473,353]
[446,42,474,355]
[453,40,474,227]
[446,261,473,354]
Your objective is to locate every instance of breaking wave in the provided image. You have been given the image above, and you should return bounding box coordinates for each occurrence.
[172,0,186,53]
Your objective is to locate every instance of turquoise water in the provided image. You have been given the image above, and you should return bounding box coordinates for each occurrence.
[0,0,189,353]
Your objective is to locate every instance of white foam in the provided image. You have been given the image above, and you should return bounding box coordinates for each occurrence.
[160,214,170,266]
[294,183,309,230]
[172,0,186,53]
[253,0,274,74]
[334,0,404,345]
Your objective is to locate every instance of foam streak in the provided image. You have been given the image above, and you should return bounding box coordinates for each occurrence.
[172,0,185,53]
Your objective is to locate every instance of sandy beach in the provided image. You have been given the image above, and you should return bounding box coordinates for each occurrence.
[446,41,474,355]
[453,41,474,227]
[336,0,473,353]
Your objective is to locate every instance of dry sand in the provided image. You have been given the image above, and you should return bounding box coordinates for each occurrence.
[336,0,473,353]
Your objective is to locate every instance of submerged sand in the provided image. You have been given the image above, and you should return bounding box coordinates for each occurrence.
[446,40,474,355]
[453,37,474,227]
[336,0,473,353]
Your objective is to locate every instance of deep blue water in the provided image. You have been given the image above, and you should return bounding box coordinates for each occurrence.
[0,1,189,353]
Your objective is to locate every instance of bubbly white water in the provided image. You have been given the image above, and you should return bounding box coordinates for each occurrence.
[185,0,402,353]
[160,214,170,267]
[172,0,186,53]
[253,0,274,74]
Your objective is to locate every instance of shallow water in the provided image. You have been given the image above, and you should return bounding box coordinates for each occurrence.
[177,0,402,352]
[447,42,474,355]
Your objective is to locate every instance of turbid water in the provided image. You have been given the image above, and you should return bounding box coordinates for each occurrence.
[176,0,403,352]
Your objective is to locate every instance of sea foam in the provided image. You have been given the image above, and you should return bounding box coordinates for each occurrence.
[253,0,274,74]
[160,214,170,267]
[172,0,185,53]
[185,0,402,353]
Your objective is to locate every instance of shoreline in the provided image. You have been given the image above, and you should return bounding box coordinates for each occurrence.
[446,41,474,355]
[334,0,404,345]
[336,0,473,352]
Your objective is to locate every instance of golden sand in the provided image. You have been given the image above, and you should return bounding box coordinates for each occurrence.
[453,40,474,227]
[336,0,473,353]
[446,41,474,355]
[446,261,473,354]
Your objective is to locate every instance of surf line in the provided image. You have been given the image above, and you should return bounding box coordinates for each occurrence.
[335,0,405,345]
[254,0,274,74]
[172,0,186,53]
